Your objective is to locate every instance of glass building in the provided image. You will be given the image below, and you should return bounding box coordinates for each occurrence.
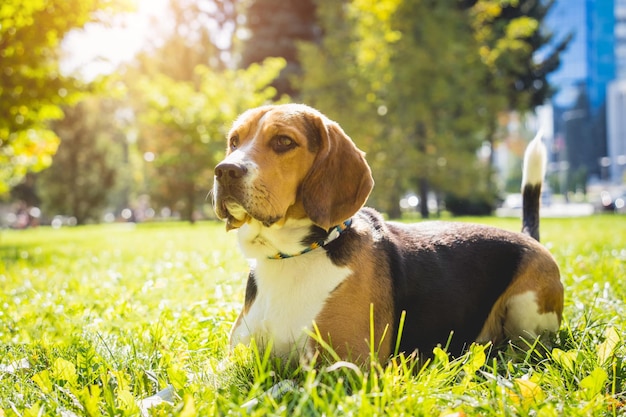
[544,0,626,184]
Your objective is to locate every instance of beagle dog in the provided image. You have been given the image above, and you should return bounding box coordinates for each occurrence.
[213,103,563,363]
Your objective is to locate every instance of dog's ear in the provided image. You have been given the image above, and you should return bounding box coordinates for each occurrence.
[301,115,374,230]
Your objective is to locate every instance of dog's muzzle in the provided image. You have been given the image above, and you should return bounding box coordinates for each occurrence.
[213,161,252,230]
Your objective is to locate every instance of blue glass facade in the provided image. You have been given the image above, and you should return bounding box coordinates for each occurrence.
[544,0,624,182]
[545,0,588,108]
[586,0,616,114]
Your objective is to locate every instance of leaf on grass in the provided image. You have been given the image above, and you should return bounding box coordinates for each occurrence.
[116,388,138,412]
[580,368,607,400]
[432,347,449,368]
[508,378,545,408]
[32,370,53,394]
[167,364,188,391]
[78,385,102,417]
[179,394,196,417]
[52,358,78,385]
[551,348,577,373]
[597,326,620,366]
[463,344,486,374]
[111,370,131,392]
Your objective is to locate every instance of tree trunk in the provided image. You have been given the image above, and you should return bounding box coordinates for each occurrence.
[415,122,430,219]
[485,117,497,195]
[185,183,196,224]
[418,177,429,219]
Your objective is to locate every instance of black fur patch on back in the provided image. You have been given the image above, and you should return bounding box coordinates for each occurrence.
[384,221,528,357]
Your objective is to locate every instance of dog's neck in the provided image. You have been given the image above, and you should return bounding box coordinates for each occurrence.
[267,219,352,259]
[237,217,352,261]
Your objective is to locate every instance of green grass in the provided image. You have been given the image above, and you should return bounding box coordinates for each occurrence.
[1,216,625,416]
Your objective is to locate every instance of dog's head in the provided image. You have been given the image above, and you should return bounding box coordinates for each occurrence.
[213,104,374,231]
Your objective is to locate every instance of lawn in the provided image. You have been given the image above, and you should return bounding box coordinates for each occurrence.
[0,215,625,416]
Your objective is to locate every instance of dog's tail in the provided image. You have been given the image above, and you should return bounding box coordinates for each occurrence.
[521,131,547,242]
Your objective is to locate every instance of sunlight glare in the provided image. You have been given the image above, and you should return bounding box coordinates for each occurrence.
[60,0,169,80]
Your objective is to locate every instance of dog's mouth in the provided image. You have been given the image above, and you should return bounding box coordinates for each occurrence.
[226,215,249,231]
[218,199,252,231]
[215,190,283,230]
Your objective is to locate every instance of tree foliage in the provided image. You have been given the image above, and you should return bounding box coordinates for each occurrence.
[3,0,571,222]
[0,0,129,195]
[134,59,287,222]
[469,0,572,110]
[389,0,494,216]
[299,0,405,216]
[300,0,492,217]
[119,0,287,223]
[297,0,568,217]
[37,96,124,224]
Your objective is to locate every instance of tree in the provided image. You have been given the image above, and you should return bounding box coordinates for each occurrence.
[136,58,287,223]
[241,0,318,96]
[298,0,413,217]
[389,0,495,217]
[469,0,572,110]
[119,0,285,223]
[297,0,571,218]
[0,0,128,195]
[38,97,123,224]
[299,0,491,218]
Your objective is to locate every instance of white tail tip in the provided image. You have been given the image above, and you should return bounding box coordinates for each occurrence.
[522,130,547,188]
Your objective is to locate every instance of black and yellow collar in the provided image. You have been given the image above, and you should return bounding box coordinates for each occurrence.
[268,219,352,260]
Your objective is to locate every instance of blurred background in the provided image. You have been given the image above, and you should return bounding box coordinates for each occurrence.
[1,0,625,228]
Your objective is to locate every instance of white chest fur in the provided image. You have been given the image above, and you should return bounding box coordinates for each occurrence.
[230,249,352,358]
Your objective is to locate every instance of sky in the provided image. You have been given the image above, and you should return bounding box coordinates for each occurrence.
[59,0,169,80]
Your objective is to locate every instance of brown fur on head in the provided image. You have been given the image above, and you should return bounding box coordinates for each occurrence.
[299,113,374,230]
[213,104,374,230]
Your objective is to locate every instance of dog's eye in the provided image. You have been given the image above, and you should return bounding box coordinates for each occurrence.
[272,135,296,153]
[229,135,239,150]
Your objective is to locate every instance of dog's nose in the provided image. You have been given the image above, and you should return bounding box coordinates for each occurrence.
[215,162,248,181]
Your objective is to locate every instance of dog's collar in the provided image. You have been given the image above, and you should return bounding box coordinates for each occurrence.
[268,219,352,260]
